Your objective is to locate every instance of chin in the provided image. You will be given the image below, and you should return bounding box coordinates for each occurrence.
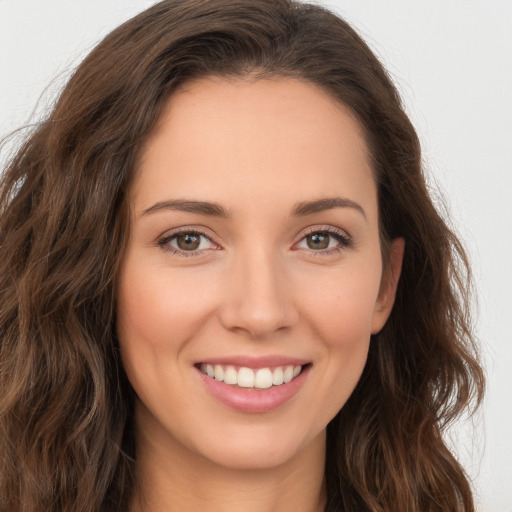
[188,422,326,472]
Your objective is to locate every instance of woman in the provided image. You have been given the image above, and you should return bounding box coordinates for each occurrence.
[0,1,484,511]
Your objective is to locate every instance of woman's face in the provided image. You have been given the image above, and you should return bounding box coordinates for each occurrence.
[117,77,402,471]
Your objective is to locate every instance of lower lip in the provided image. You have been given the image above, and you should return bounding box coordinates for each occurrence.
[196,365,311,413]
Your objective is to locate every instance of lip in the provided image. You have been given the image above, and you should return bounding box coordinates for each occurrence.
[197,355,310,369]
[195,362,311,413]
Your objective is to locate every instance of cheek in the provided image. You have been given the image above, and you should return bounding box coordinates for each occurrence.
[311,281,375,379]
[115,259,230,407]
[297,257,382,344]
[117,259,215,347]
[294,259,381,414]
[115,258,222,435]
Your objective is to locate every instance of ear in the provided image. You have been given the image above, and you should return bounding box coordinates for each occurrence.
[371,237,405,334]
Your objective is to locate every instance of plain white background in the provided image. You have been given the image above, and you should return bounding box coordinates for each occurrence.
[1,1,511,511]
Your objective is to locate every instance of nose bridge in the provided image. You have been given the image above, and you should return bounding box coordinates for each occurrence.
[219,243,298,338]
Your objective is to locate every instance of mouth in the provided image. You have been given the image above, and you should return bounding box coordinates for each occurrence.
[196,363,311,390]
[195,359,312,413]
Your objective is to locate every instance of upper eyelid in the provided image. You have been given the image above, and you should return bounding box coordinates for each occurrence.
[302,226,346,235]
[157,225,217,242]
[297,225,351,240]
[158,225,349,237]
[158,225,351,240]
[156,224,351,250]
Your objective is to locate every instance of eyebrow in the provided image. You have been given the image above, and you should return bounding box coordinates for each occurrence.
[292,197,367,219]
[139,196,366,220]
[140,199,231,218]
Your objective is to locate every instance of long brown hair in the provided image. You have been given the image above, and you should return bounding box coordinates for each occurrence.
[0,1,484,511]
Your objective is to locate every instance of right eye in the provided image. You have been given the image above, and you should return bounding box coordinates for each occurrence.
[158,230,218,256]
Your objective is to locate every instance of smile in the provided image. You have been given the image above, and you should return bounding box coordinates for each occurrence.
[199,363,304,389]
[195,359,312,413]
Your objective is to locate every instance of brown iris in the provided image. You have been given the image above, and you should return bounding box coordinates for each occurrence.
[176,233,201,250]
[306,232,330,250]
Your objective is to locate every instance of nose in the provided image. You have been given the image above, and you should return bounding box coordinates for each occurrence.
[218,247,299,339]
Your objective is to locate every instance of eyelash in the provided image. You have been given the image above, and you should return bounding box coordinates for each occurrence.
[298,227,353,255]
[156,226,353,257]
[157,229,215,257]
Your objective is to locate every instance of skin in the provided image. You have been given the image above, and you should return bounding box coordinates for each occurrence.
[117,77,404,512]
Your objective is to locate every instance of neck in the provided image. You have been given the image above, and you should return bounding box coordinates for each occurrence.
[130,409,327,512]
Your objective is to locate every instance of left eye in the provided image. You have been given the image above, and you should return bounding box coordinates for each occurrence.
[161,231,215,252]
[296,230,349,251]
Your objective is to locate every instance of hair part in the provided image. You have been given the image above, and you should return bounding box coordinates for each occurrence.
[0,1,484,511]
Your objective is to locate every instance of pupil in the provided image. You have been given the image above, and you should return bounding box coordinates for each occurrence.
[308,233,329,250]
[177,233,200,250]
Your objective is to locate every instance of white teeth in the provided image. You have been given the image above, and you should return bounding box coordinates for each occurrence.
[272,367,284,385]
[223,365,237,385]
[200,363,306,388]
[237,367,255,388]
[254,368,273,389]
[214,364,224,381]
[283,366,294,383]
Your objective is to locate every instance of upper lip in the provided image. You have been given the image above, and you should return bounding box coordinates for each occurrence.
[196,355,311,368]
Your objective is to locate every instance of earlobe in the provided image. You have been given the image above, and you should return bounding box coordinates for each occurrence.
[371,237,405,334]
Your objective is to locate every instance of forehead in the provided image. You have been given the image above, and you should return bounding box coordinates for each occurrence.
[133,77,377,219]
